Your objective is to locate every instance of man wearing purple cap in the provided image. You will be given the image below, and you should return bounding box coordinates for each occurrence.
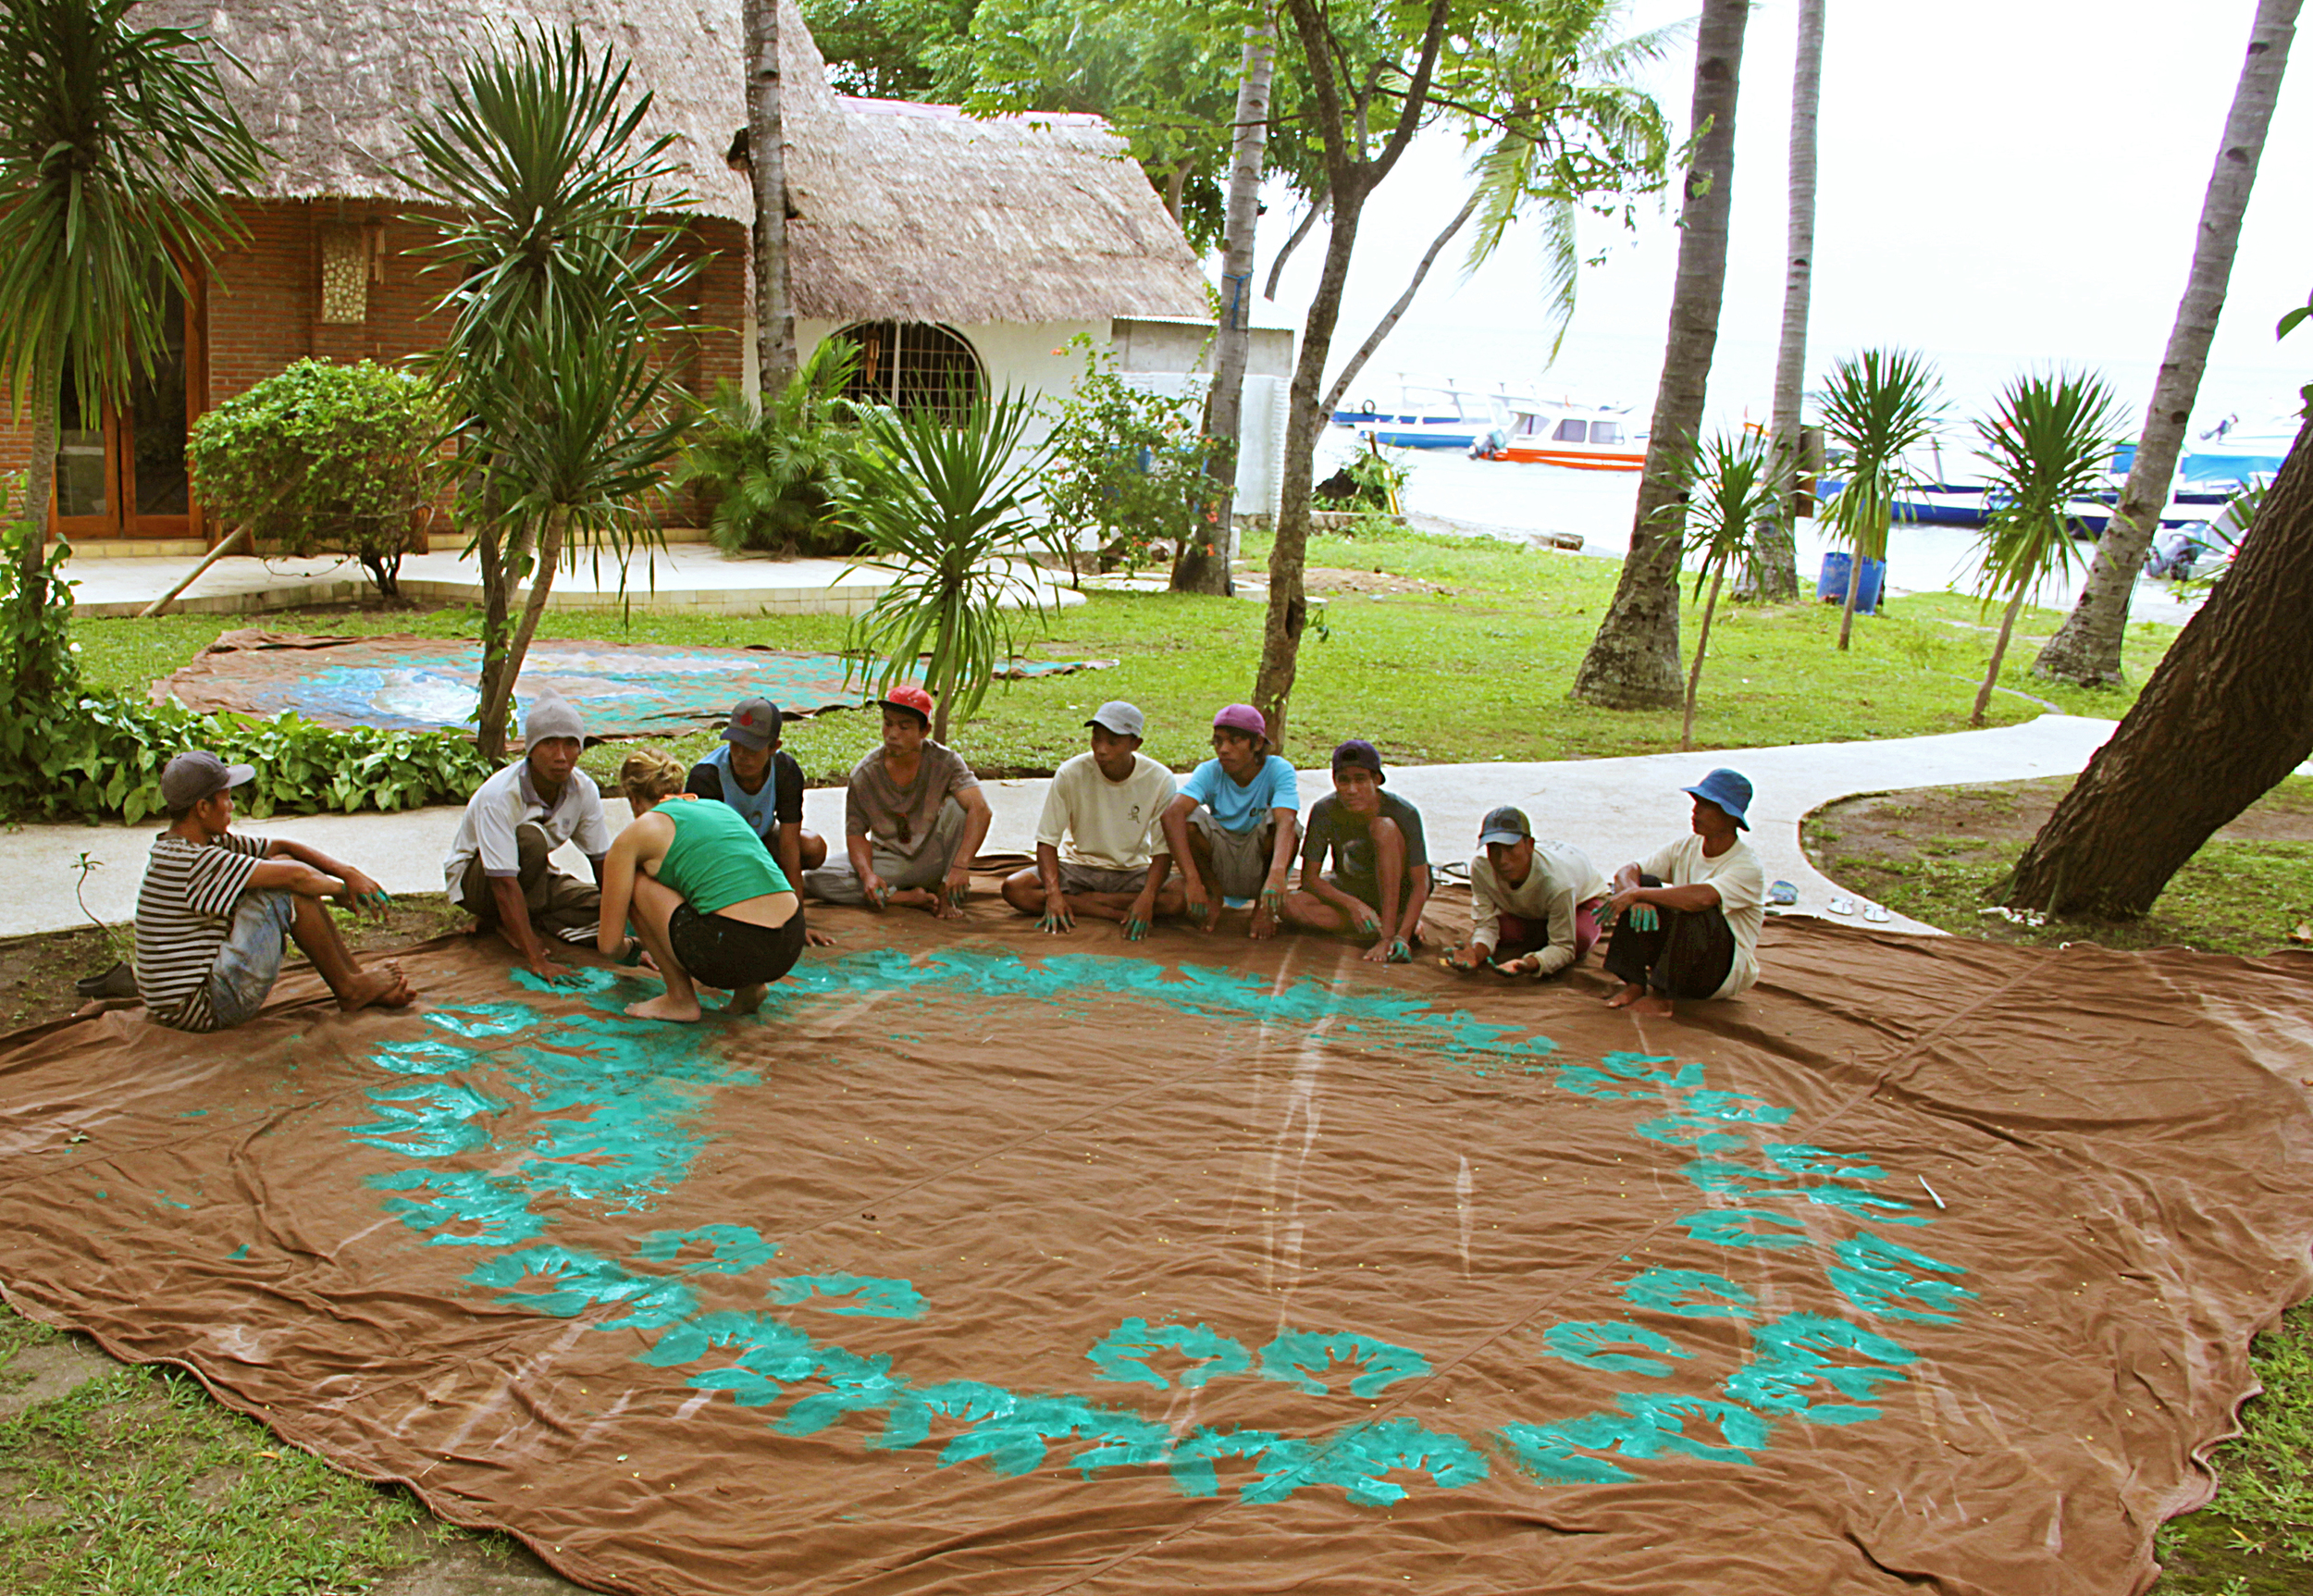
[1283,739,1429,963]
[1002,700,1184,936]
[135,750,413,1031]
[1602,768,1767,1016]
[1157,704,1300,938]
[686,696,833,947]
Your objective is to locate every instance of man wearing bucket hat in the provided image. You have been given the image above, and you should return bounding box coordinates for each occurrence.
[1441,805,1609,979]
[442,695,615,981]
[1002,700,1184,937]
[1283,739,1430,963]
[686,696,834,947]
[801,683,994,918]
[1157,703,1301,939]
[1601,768,1768,1016]
[135,749,413,1031]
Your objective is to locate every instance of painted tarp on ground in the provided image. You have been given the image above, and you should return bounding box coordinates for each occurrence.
[153,631,1110,737]
[2,912,2309,1596]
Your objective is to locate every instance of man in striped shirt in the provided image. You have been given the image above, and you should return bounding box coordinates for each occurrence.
[135,751,414,1032]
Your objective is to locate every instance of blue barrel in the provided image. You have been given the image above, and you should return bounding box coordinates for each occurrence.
[1817,552,1886,613]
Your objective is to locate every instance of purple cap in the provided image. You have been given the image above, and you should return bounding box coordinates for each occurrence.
[1330,738,1385,783]
[1212,703,1268,740]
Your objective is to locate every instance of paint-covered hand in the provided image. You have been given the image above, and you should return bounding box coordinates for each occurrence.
[1122,911,1152,942]
[1387,937,1413,964]
[525,950,570,983]
[805,926,836,948]
[1182,882,1213,932]
[941,868,972,915]
[1348,903,1380,938]
[1442,943,1487,971]
[1628,904,1660,933]
[862,872,893,911]
[1037,898,1075,934]
[340,869,392,919]
[1251,885,1286,941]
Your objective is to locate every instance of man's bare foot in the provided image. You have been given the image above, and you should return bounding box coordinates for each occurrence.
[340,964,415,1013]
[1605,983,1647,1008]
[625,994,702,1022]
[887,887,939,914]
[1628,993,1676,1018]
[728,983,768,1015]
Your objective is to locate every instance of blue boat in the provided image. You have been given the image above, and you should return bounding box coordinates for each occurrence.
[1329,381,1509,451]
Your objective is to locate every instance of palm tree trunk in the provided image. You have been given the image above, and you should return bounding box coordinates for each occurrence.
[1973,587,2027,725]
[1682,567,1725,749]
[2033,0,2298,687]
[747,0,798,395]
[484,511,566,752]
[1176,11,1275,598]
[1320,190,1481,418]
[17,345,62,589]
[1753,0,1823,601]
[473,508,526,761]
[1572,0,1751,709]
[1837,530,1862,650]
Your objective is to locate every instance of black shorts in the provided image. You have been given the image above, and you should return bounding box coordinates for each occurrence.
[668,903,806,990]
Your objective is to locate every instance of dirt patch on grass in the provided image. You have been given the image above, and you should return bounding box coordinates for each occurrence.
[1303,565,1457,598]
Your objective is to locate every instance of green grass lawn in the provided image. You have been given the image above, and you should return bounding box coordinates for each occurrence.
[71,526,2174,793]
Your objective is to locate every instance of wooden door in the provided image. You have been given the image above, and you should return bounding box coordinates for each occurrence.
[49,272,204,541]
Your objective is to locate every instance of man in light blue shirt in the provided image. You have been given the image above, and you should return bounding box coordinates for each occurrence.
[1156,703,1300,939]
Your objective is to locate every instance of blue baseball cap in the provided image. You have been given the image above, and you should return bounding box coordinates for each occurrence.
[1681,768,1753,829]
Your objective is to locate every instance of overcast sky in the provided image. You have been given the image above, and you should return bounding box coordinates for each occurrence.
[1253,0,2312,439]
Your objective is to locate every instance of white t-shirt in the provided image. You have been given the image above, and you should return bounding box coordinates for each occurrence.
[1470,839,1609,974]
[1639,834,1767,998]
[1035,751,1178,872]
[442,761,614,906]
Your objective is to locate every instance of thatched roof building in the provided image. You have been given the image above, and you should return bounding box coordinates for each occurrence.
[135,0,1209,325]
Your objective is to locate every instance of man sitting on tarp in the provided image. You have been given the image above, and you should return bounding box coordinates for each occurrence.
[1283,739,1429,963]
[1601,769,1767,1017]
[686,696,834,948]
[442,696,613,981]
[1002,699,1183,939]
[136,750,414,1030]
[1442,805,1609,979]
[1158,703,1301,939]
[801,684,994,919]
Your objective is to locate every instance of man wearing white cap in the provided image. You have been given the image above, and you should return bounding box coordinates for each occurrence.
[442,695,614,979]
[135,750,413,1031]
[1002,701,1183,938]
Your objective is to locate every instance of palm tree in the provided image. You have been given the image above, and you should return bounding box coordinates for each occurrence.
[1966,372,2124,725]
[1751,0,1824,601]
[409,27,702,760]
[1678,431,1775,749]
[745,0,799,396]
[2034,0,2299,687]
[1570,0,1751,709]
[1814,348,1941,651]
[0,0,266,612]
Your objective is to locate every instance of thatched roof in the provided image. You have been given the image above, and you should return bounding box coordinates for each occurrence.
[134,0,1209,324]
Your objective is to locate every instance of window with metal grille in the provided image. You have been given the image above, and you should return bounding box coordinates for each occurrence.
[833,322,984,421]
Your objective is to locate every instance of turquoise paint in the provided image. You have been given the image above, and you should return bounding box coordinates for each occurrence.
[374,1038,489,1076]
[1540,1320,1692,1379]
[1763,1143,1885,1181]
[1679,1157,1928,1229]
[1826,1232,1976,1325]
[768,1275,926,1319]
[1086,1318,1251,1390]
[637,1225,780,1274]
[1676,1207,1814,1250]
[350,1081,507,1158]
[465,1246,699,1330]
[422,1003,539,1039]
[1724,1312,1916,1424]
[368,1168,549,1246]
[225,1243,251,1260]
[1500,1392,1774,1485]
[1244,1417,1489,1506]
[1548,1052,1701,1101]
[150,1193,192,1210]
[1620,1268,1757,1321]
[1258,1329,1431,1398]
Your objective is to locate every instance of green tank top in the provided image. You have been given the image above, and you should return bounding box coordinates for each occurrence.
[650,798,792,914]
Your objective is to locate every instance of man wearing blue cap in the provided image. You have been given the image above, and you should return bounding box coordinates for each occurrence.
[1602,768,1767,1016]
[1002,700,1184,936]
[1283,739,1429,962]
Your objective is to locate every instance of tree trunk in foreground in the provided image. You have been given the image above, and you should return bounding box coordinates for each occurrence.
[480,512,567,759]
[473,512,523,761]
[1971,586,2026,726]
[1176,12,1275,598]
[1681,567,1724,749]
[18,348,61,568]
[748,0,798,396]
[1751,0,1823,602]
[2003,415,2313,917]
[2033,0,2298,687]
[1571,0,1750,708]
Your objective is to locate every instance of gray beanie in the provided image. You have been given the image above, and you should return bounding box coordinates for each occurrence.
[522,695,586,745]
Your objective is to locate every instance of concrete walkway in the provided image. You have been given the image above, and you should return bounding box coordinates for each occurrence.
[4,714,2145,940]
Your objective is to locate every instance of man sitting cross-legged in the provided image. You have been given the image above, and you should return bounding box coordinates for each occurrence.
[1602,769,1768,1018]
[1282,739,1430,963]
[800,684,995,919]
[136,750,414,1031]
[1157,704,1301,940]
[441,695,613,982]
[686,695,834,947]
[1441,805,1609,980]
[1002,700,1183,939]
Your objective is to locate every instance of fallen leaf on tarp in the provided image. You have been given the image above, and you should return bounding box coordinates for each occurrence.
[2291,921,2313,944]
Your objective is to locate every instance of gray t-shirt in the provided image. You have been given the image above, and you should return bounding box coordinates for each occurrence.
[1301,790,1428,889]
[843,741,980,860]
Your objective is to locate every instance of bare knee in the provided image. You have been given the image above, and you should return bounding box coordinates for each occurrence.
[1001,870,1045,914]
[798,829,829,871]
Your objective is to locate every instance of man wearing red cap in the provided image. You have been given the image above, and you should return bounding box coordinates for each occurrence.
[801,684,994,917]
[1156,704,1301,939]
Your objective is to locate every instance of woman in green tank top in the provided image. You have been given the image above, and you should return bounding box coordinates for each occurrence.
[597,749,807,1022]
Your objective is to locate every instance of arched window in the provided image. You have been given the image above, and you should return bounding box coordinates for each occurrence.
[832,321,984,421]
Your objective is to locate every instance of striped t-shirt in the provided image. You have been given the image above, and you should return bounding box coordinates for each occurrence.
[136,831,269,1032]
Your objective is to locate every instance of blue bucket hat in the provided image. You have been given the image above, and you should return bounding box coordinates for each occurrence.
[1681,768,1752,829]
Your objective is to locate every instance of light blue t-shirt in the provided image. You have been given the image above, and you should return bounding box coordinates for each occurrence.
[1180,754,1300,835]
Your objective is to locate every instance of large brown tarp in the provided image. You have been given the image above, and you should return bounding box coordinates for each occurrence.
[1,909,2308,1596]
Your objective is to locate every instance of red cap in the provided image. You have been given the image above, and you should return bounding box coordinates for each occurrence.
[878,684,934,725]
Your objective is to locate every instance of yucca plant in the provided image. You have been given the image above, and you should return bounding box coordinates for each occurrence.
[1815,348,1944,650]
[1967,370,2125,725]
[676,338,864,557]
[837,387,1057,743]
[1676,430,1776,750]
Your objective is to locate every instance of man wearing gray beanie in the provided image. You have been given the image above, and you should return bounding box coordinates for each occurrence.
[441,695,613,979]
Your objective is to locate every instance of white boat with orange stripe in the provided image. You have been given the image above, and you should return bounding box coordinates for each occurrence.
[1472,399,1648,470]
